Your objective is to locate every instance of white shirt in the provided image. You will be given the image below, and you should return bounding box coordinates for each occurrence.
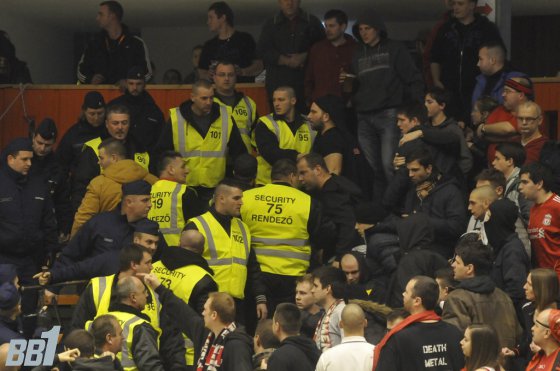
[315,336,374,371]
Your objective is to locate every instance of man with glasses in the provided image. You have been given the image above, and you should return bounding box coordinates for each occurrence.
[527,309,560,369]
[517,101,548,164]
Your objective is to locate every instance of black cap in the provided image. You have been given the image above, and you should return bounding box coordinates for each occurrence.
[1,137,32,162]
[127,66,146,80]
[122,180,152,196]
[233,153,257,180]
[83,91,105,109]
[0,282,20,310]
[35,118,57,140]
[0,264,17,285]
[134,218,159,236]
[313,94,345,125]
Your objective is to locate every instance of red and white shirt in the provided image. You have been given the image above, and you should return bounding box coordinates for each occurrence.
[528,194,560,276]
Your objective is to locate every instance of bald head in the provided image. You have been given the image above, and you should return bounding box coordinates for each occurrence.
[180,229,206,254]
[471,185,498,202]
[340,303,367,335]
[469,185,498,220]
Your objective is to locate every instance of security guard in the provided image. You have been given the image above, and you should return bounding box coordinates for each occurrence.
[72,104,150,213]
[213,61,257,153]
[254,86,315,185]
[240,159,330,313]
[153,79,247,206]
[148,151,205,246]
[184,179,268,323]
[152,229,218,367]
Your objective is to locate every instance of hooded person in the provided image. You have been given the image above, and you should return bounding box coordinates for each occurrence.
[485,198,530,312]
[0,30,31,84]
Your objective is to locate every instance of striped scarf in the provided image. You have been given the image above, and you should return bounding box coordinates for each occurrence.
[197,322,237,371]
[314,299,344,351]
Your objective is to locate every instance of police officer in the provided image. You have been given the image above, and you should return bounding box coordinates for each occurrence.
[184,179,268,323]
[152,229,218,367]
[254,86,315,185]
[213,61,258,153]
[72,104,150,213]
[154,79,247,206]
[148,151,205,246]
[240,159,331,313]
[0,138,57,336]
[108,66,164,155]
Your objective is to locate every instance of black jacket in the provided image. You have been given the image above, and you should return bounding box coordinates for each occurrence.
[77,24,152,84]
[108,90,164,154]
[0,315,24,344]
[71,356,122,371]
[56,118,105,175]
[254,113,308,166]
[267,335,321,371]
[0,165,58,258]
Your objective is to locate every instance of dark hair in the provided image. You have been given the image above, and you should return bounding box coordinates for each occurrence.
[397,103,428,124]
[312,266,345,295]
[215,177,245,194]
[157,151,183,176]
[274,303,302,335]
[435,267,458,292]
[255,319,281,349]
[465,325,501,371]
[192,79,213,93]
[64,329,95,358]
[386,308,410,323]
[208,1,234,27]
[426,87,452,107]
[162,69,182,83]
[531,268,560,312]
[475,168,506,193]
[479,41,507,61]
[119,244,149,271]
[106,104,130,119]
[208,292,236,323]
[299,152,329,172]
[405,147,434,167]
[98,137,127,158]
[215,60,236,70]
[323,9,348,25]
[271,159,297,181]
[91,314,118,348]
[474,96,499,115]
[455,239,493,276]
[410,276,439,311]
[100,1,123,21]
[495,142,526,168]
[233,153,257,182]
[520,162,554,192]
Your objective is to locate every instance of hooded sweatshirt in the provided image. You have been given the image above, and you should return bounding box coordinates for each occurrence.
[267,335,321,371]
[350,13,423,113]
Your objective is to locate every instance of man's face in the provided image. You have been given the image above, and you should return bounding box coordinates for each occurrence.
[98,147,115,170]
[324,18,346,42]
[477,47,494,76]
[132,280,148,310]
[435,277,449,303]
[295,282,316,311]
[468,193,488,220]
[207,10,224,32]
[96,5,112,29]
[425,94,444,119]
[32,134,55,157]
[127,79,145,97]
[214,64,236,93]
[502,86,523,112]
[402,279,416,313]
[358,24,379,46]
[452,256,471,280]
[532,310,550,348]
[278,0,300,18]
[222,187,243,217]
[168,157,189,184]
[7,151,33,175]
[126,195,152,220]
[307,103,326,131]
[133,251,153,275]
[297,159,320,191]
[106,113,130,140]
[133,233,159,256]
[341,254,360,284]
[192,87,214,115]
[492,150,512,175]
[453,0,475,21]
[192,48,202,68]
[273,90,295,116]
[397,114,419,135]
[202,298,215,328]
[517,105,542,137]
[108,320,124,354]
[85,107,105,127]
[311,278,328,307]
[519,173,540,202]
[407,160,432,184]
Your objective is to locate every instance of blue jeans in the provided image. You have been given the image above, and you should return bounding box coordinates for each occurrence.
[357,108,399,202]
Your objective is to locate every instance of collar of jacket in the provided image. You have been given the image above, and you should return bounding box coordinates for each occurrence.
[160,246,214,275]
[108,302,151,321]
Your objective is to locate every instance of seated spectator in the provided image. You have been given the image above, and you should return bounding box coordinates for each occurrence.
[443,238,523,349]
[295,274,323,339]
[526,309,560,369]
[315,304,374,371]
[460,324,502,371]
[268,303,321,371]
[184,45,202,84]
[0,282,23,344]
[518,101,548,164]
[252,319,280,371]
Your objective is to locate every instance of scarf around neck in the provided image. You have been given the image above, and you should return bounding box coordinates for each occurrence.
[197,322,237,371]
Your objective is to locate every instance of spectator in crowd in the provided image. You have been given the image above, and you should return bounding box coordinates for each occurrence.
[162,68,182,84]
[315,304,374,371]
[184,45,202,84]
[267,303,321,371]
[472,41,527,106]
[304,9,356,103]
[108,66,165,156]
[385,308,409,331]
[252,319,280,371]
[421,0,453,86]
[435,267,457,312]
[233,153,257,190]
[518,101,548,164]
[0,282,23,344]
[375,276,464,371]
[430,0,502,123]
[341,11,423,204]
[311,266,346,352]
[148,151,205,246]
[443,238,523,349]
[199,2,262,82]
[72,138,158,236]
[295,274,323,339]
[154,79,247,205]
[77,1,152,84]
[460,324,502,371]
[56,91,106,175]
[466,185,497,238]
[257,0,325,113]
[526,309,560,369]
[213,60,258,152]
[520,162,560,277]
[0,30,32,84]
[254,86,315,185]
[468,96,499,175]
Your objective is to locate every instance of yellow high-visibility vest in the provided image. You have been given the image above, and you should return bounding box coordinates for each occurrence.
[215,95,256,152]
[83,137,150,172]
[148,179,188,246]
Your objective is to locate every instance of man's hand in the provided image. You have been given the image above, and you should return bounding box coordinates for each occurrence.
[58,348,80,362]
[58,233,70,244]
[501,347,515,357]
[399,130,422,146]
[138,273,161,290]
[44,289,57,305]
[476,123,485,138]
[33,271,51,286]
[393,154,405,169]
[256,303,268,320]
[91,74,105,84]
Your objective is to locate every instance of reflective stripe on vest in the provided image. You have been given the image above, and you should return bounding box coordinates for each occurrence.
[84,137,149,172]
[194,216,249,266]
[119,315,143,370]
[148,180,186,246]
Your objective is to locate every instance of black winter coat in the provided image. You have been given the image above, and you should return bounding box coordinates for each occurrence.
[267,335,321,371]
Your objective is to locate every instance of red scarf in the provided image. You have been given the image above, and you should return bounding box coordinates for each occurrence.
[372,310,441,370]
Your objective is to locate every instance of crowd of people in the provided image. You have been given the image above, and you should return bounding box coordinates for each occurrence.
[1,0,560,370]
